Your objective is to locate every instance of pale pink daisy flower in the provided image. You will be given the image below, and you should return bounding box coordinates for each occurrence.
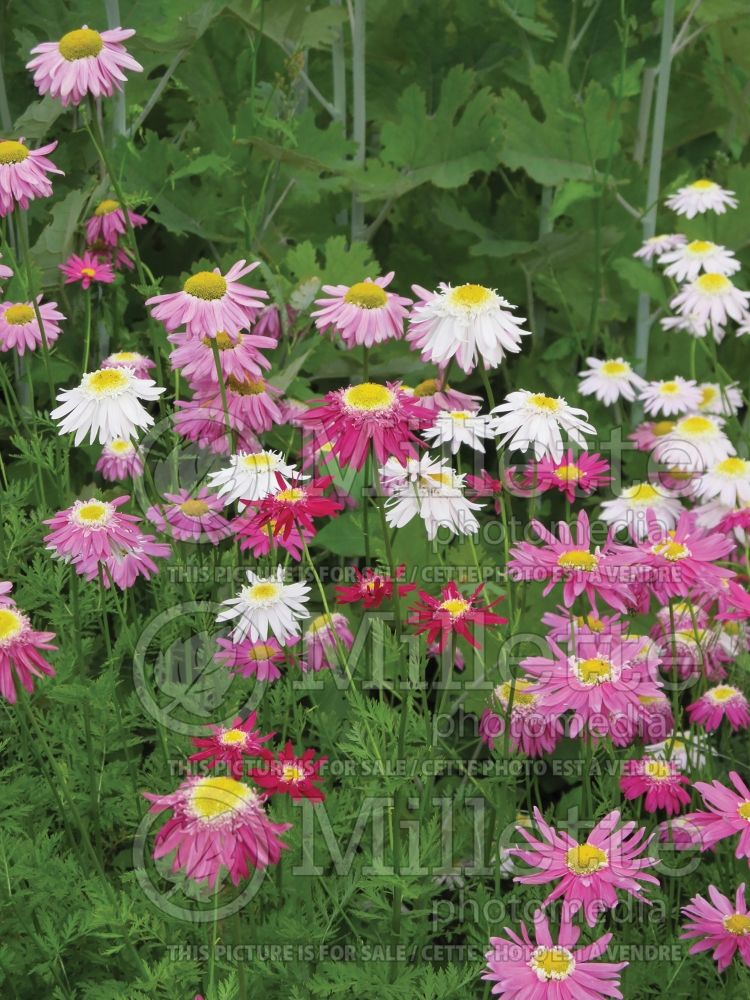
[665,179,738,218]
[410,376,482,412]
[215,636,288,682]
[681,884,750,973]
[659,239,740,282]
[634,232,685,261]
[628,419,676,452]
[85,534,171,589]
[101,351,156,380]
[146,488,232,544]
[480,679,563,757]
[0,582,15,607]
[671,273,750,328]
[483,907,627,999]
[27,26,142,106]
[599,482,684,540]
[0,603,56,704]
[687,685,750,732]
[658,816,705,851]
[638,377,702,417]
[85,198,146,246]
[697,381,743,417]
[620,757,691,816]
[653,414,735,472]
[277,398,307,426]
[43,496,142,566]
[0,138,62,216]
[188,713,274,778]
[660,311,726,343]
[59,250,115,289]
[312,272,410,348]
[146,261,267,338]
[0,297,64,356]
[172,397,259,455]
[144,775,289,887]
[95,437,144,481]
[173,379,281,454]
[685,771,750,859]
[511,807,660,927]
[168,328,275,387]
[301,613,354,672]
[578,357,646,405]
[0,253,12,285]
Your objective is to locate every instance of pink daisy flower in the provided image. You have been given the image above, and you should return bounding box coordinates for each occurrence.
[59,250,115,289]
[43,496,142,567]
[0,137,62,216]
[95,437,144,481]
[511,807,660,927]
[254,303,287,341]
[658,816,705,851]
[188,713,274,778]
[146,488,232,544]
[27,26,142,106]
[168,328,274,387]
[146,261,267,338]
[0,253,12,285]
[173,378,281,454]
[301,613,354,672]
[302,381,433,470]
[526,449,611,502]
[408,376,482,412]
[636,693,675,744]
[277,397,307,427]
[681,883,750,972]
[687,684,750,732]
[88,239,134,272]
[540,607,622,643]
[637,510,735,602]
[686,771,750,859]
[480,680,563,757]
[0,297,64,356]
[215,636,289,682]
[144,775,289,887]
[408,581,506,651]
[80,533,171,589]
[101,351,156,380]
[251,742,327,802]
[0,603,56,704]
[312,272,410,348]
[620,757,691,816]
[235,515,313,563]
[628,419,676,453]
[172,397,257,455]
[482,907,627,999]
[0,582,15,606]
[335,566,415,609]
[85,198,146,246]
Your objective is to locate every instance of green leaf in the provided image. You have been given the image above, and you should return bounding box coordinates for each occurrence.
[12,96,63,140]
[549,180,598,221]
[30,189,87,288]
[612,257,668,306]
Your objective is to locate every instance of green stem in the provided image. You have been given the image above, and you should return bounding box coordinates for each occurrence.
[83,291,93,372]
[15,220,56,403]
[210,337,235,452]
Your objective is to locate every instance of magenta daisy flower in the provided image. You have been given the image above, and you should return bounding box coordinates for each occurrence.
[410,376,482,412]
[144,775,289,887]
[540,607,622,643]
[59,250,115,289]
[681,883,750,972]
[0,603,56,704]
[215,636,288,682]
[79,533,171,589]
[88,239,134,272]
[188,713,274,778]
[27,26,142,106]
[408,581,506,651]
[251,742,327,802]
[95,437,144,481]
[85,198,146,246]
[312,272,411,348]
[527,449,611,502]
[481,680,563,757]
[637,510,735,602]
[620,757,691,816]
[511,807,660,927]
[102,350,156,380]
[146,488,232,544]
[482,907,627,999]
[686,771,750,859]
[302,381,433,470]
[146,261,267,338]
[636,693,675,744]
[0,137,62,216]
[335,566,416,609]
[301,613,354,672]
[687,684,750,732]
[0,297,64,356]
[168,328,274,388]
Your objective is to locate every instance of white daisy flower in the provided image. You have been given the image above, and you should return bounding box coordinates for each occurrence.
[638,377,702,417]
[660,312,726,343]
[216,566,310,644]
[50,367,164,445]
[653,413,735,471]
[406,282,529,374]
[600,483,684,539]
[664,179,738,219]
[670,273,750,327]
[422,409,493,453]
[380,454,481,540]
[658,239,740,283]
[646,730,715,769]
[633,233,686,262]
[207,450,305,508]
[697,381,743,416]
[577,357,646,405]
[696,457,750,507]
[490,390,595,462]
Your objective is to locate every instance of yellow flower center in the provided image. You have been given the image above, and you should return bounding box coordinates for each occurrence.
[724,913,750,936]
[652,420,675,436]
[190,776,251,820]
[0,140,29,164]
[555,464,581,482]
[698,386,716,408]
[686,240,714,254]
[247,643,277,659]
[450,411,469,421]
[600,360,629,376]
[87,369,129,395]
[644,760,673,780]
[81,267,96,278]
[708,685,739,703]
[565,843,608,875]
[58,28,103,60]
[343,383,395,412]
[623,483,660,504]
[183,271,227,300]
[715,457,748,477]
[3,304,34,326]
[0,608,23,642]
[242,452,275,469]
[439,598,470,618]
[179,499,210,516]
[95,199,120,216]
[575,657,613,685]
[275,488,305,503]
[75,501,109,523]
[421,472,454,489]
[111,351,139,362]
[691,179,717,190]
[660,381,679,394]
[413,378,439,398]
[219,728,247,746]
[202,331,240,350]
[557,550,598,572]
[246,582,281,603]
[228,376,264,395]
[677,415,715,436]
[499,679,535,706]
[575,613,604,633]
[343,282,388,309]
[530,946,575,980]
[308,613,334,634]
[281,764,305,783]
[739,802,750,821]
[448,283,493,308]
[695,273,732,295]
[651,540,690,561]
[639,694,664,705]
[108,438,133,454]
[528,393,560,412]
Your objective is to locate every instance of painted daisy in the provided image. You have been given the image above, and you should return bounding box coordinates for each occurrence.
[168,328,274,388]
[335,566,416,610]
[410,377,482,413]
[380,454,482,540]
[671,273,750,328]
[646,731,715,771]
[251,743,327,802]
[696,457,750,506]
[312,272,410,348]
[0,603,56,704]
[634,232,686,261]
[658,239,740,282]
[95,437,144,482]
[217,567,310,645]
[528,450,611,502]
[0,297,65,356]
[50,366,165,445]
[685,771,750,860]
[188,713,274,778]
[681,884,750,973]
[600,483,684,539]
[660,311,726,342]
[245,477,344,542]
[665,179,738,218]
[620,757,691,816]
[146,488,233,544]
[207,450,303,508]
[408,582,506,651]
[638,510,735,602]
[578,357,646,405]
[27,26,142,106]
[102,351,156,379]
[491,390,595,463]
[0,137,62,216]
[215,636,288,683]
[85,198,147,246]
[59,250,115,289]
[687,685,750,733]
[638,377,702,417]
[697,381,743,416]
[422,408,493,453]
[301,613,354,672]
[629,419,676,452]
[481,679,563,757]
[43,496,143,566]
[0,252,12,286]
[653,414,735,471]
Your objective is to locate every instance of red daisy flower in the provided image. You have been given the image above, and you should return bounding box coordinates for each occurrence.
[245,475,344,540]
[408,581,507,651]
[335,565,416,609]
[188,713,274,778]
[251,741,327,802]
